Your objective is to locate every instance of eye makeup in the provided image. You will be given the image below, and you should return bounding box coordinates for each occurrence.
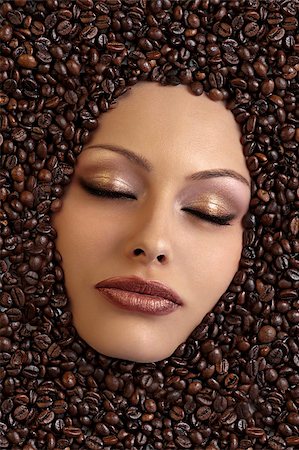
[182,194,237,226]
[78,174,241,227]
[183,177,250,217]
[187,194,234,217]
[81,183,136,200]
[76,151,250,226]
[78,172,136,195]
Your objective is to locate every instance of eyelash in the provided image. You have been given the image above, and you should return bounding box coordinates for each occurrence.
[83,185,234,226]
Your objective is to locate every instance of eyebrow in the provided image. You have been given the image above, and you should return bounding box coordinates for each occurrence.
[84,144,250,187]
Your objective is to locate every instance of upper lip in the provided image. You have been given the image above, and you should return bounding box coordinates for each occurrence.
[95,276,184,305]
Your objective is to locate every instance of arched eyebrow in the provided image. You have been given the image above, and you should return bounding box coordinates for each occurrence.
[84,143,153,171]
[187,168,250,186]
[84,144,250,187]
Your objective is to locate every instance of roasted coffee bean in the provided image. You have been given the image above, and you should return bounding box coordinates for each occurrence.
[57,20,72,36]
[85,436,103,449]
[22,365,39,378]
[17,54,37,69]
[66,59,81,76]
[196,406,211,421]
[213,396,228,413]
[13,405,29,421]
[106,42,126,52]
[0,24,13,42]
[10,287,25,307]
[62,371,76,388]
[258,325,277,343]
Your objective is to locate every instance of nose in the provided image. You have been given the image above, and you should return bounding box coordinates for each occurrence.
[125,201,172,266]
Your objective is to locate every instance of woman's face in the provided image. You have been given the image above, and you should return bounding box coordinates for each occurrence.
[51,82,251,363]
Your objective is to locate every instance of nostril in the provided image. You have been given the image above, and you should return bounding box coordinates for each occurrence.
[133,249,166,262]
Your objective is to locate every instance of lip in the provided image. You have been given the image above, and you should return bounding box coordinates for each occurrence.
[95,276,183,315]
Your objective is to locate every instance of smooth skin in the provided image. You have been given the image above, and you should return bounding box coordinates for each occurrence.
[51,81,251,363]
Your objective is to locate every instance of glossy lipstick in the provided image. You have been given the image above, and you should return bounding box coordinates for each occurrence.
[95,276,183,315]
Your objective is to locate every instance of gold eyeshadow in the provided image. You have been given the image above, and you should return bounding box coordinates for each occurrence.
[87,173,132,191]
[186,194,235,216]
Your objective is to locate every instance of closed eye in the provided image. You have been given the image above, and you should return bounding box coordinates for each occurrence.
[183,209,234,226]
[82,184,137,200]
[81,183,234,226]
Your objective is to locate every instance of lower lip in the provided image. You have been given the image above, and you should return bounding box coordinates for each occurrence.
[96,288,180,315]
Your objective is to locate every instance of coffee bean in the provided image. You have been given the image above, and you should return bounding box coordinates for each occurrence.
[85,436,103,449]
[244,22,260,37]
[0,436,9,448]
[17,54,37,69]
[62,371,76,388]
[286,436,299,445]
[0,337,12,352]
[22,365,39,379]
[57,20,72,36]
[66,59,81,76]
[213,396,228,413]
[33,334,52,350]
[24,271,39,285]
[6,430,21,445]
[106,42,126,52]
[187,13,200,29]
[190,81,203,96]
[258,325,277,343]
[175,435,192,448]
[280,125,296,142]
[196,406,211,421]
[224,373,239,389]
[10,287,25,307]
[208,88,224,101]
[268,26,285,42]
[220,408,237,425]
[218,22,232,38]
[37,410,55,425]
[80,25,98,40]
[13,405,29,421]
[0,24,13,42]
[7,10,24,25]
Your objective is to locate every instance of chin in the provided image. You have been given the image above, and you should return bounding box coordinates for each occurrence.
[76,323,183,363]
[100,344,179,363]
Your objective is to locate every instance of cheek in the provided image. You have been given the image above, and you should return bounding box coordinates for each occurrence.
[215,228,243,263]
[51,201,124,268]
[191,227,243,291]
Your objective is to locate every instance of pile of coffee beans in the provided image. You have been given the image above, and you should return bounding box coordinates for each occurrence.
[0,0,298,448]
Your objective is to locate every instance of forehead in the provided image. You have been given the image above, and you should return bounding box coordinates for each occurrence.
[103,81,238,131]
[83,81,249,178]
